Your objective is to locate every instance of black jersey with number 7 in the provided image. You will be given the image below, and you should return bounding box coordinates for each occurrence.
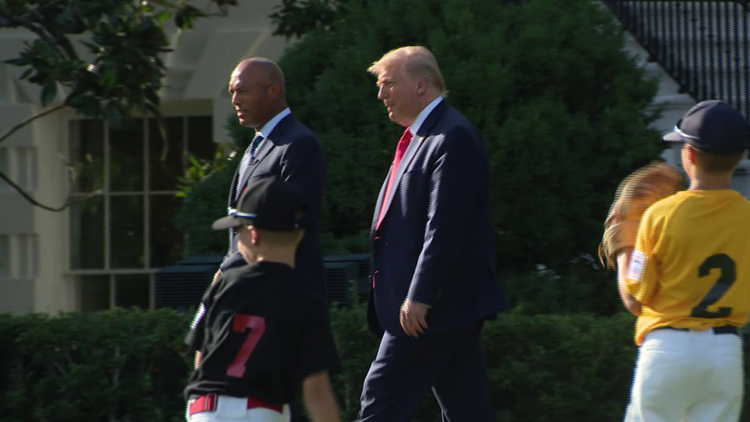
[185,261,341,404]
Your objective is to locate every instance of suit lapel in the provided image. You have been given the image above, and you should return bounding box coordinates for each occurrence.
[371,171,390,235]
[229,168,241,207]
[376,135,424,226]
[234,114,295,202]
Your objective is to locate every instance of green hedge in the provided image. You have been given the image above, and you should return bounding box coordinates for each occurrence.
[0,309,191,422]
[1,307,747,422]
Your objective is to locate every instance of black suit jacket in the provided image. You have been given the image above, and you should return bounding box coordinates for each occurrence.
[221,114,327,294]
[369,100,508,336]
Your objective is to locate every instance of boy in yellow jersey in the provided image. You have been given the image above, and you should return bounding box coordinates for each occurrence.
[617,100,750,422]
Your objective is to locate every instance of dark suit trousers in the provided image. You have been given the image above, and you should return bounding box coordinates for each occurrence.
[357,322,496,422]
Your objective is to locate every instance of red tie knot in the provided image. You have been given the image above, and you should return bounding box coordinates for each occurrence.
[396,128,414,157]
[401,128,414,143]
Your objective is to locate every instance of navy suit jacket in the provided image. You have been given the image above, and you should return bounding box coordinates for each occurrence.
[369,100,507,336]
[221,114,327,294]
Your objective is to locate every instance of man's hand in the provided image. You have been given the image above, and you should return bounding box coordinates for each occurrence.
[400,299,431,338]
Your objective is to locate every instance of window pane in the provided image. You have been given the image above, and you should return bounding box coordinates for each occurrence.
[0,235,8,277]
[109,118,144,192]
[69,196,105,269]
[71,120,105,193]
[188,116,215,161]
[115,274,150,309]
[110,195,144,268]
[150,194,184,267]
[79,275,110,312]
[149,117,184,191]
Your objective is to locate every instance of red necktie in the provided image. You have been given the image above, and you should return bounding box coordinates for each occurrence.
[376,128,414,228]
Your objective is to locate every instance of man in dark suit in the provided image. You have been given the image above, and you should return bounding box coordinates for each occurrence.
[216,57,327,422]
[217,57,327,295]
[357,46,508,422]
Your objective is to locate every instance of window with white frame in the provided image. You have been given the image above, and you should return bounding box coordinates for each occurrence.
[68,116,215,311]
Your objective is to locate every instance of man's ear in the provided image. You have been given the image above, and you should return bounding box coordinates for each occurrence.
[415,76,428,95]
[267,82,281,98]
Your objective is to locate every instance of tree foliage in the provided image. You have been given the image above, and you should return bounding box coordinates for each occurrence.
[274,0,664,272]
[0,0,238,211]
[270,0,348,39]
[0,0,237,129]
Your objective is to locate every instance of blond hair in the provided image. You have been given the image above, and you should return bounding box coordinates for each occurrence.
[367,46,446,94]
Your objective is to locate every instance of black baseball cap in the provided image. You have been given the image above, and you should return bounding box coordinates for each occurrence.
[663,100,750,154]
[212,177,306,231]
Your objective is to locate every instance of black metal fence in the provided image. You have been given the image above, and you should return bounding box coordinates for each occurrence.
[603,0,750,119]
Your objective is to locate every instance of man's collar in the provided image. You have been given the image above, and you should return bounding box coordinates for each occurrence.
[409,96,444,135]
[257,108,291,138]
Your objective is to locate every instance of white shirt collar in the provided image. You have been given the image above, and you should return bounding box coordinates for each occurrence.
[257,107,291,138]
[409,96,444,135]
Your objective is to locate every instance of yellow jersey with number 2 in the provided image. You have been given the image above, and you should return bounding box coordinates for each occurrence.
[626,189,750,345]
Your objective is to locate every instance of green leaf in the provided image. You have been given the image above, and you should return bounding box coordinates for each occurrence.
[99,69,117,89]
[19,68,33,80]
[173,5,206,30]
[40,81,58,106]
[3,57,28,66]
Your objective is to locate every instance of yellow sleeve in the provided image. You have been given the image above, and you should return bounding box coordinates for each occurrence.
[625,208,660,304]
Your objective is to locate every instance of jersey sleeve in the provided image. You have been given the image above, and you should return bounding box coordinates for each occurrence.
[294,294,342,382]
[626,207,661,304]
[185,281,217,351]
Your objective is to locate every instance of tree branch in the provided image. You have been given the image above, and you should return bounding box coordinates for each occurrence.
[0,103,103,212]
[0,104,65,146]
[0,167,101,212]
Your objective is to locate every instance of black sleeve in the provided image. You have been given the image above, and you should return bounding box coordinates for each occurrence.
[185,281,217,350]
[294,295,342,382]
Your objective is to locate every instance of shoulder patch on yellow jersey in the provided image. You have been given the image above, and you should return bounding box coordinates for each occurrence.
[628,250,647,282]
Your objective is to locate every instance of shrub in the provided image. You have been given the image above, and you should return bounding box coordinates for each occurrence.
[5,306,750,421]
[0,308,191,422]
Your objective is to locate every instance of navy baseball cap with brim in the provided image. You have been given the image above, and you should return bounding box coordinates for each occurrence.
[663,100,750,154]
[212,176,307,231]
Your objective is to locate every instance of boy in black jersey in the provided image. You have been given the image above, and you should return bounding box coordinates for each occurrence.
[185,176,342,422]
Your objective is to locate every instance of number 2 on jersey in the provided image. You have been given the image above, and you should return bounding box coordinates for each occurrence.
[691,253,736,318]
[227,314,266,378]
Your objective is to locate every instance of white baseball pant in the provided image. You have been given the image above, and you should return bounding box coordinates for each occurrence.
[186,395,291,422]
[624,327,743,422]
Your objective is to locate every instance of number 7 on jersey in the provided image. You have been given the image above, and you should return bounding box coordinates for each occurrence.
[227,314,266,378]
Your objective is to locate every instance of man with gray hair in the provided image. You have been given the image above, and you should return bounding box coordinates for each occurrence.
[358,46,507,421]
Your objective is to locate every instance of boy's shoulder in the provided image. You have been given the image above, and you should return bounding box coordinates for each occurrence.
[644,191,686,216]
[647,190,750,223]
[221,263,326,306]
[223,261,294,279]
[217,262,296,293]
